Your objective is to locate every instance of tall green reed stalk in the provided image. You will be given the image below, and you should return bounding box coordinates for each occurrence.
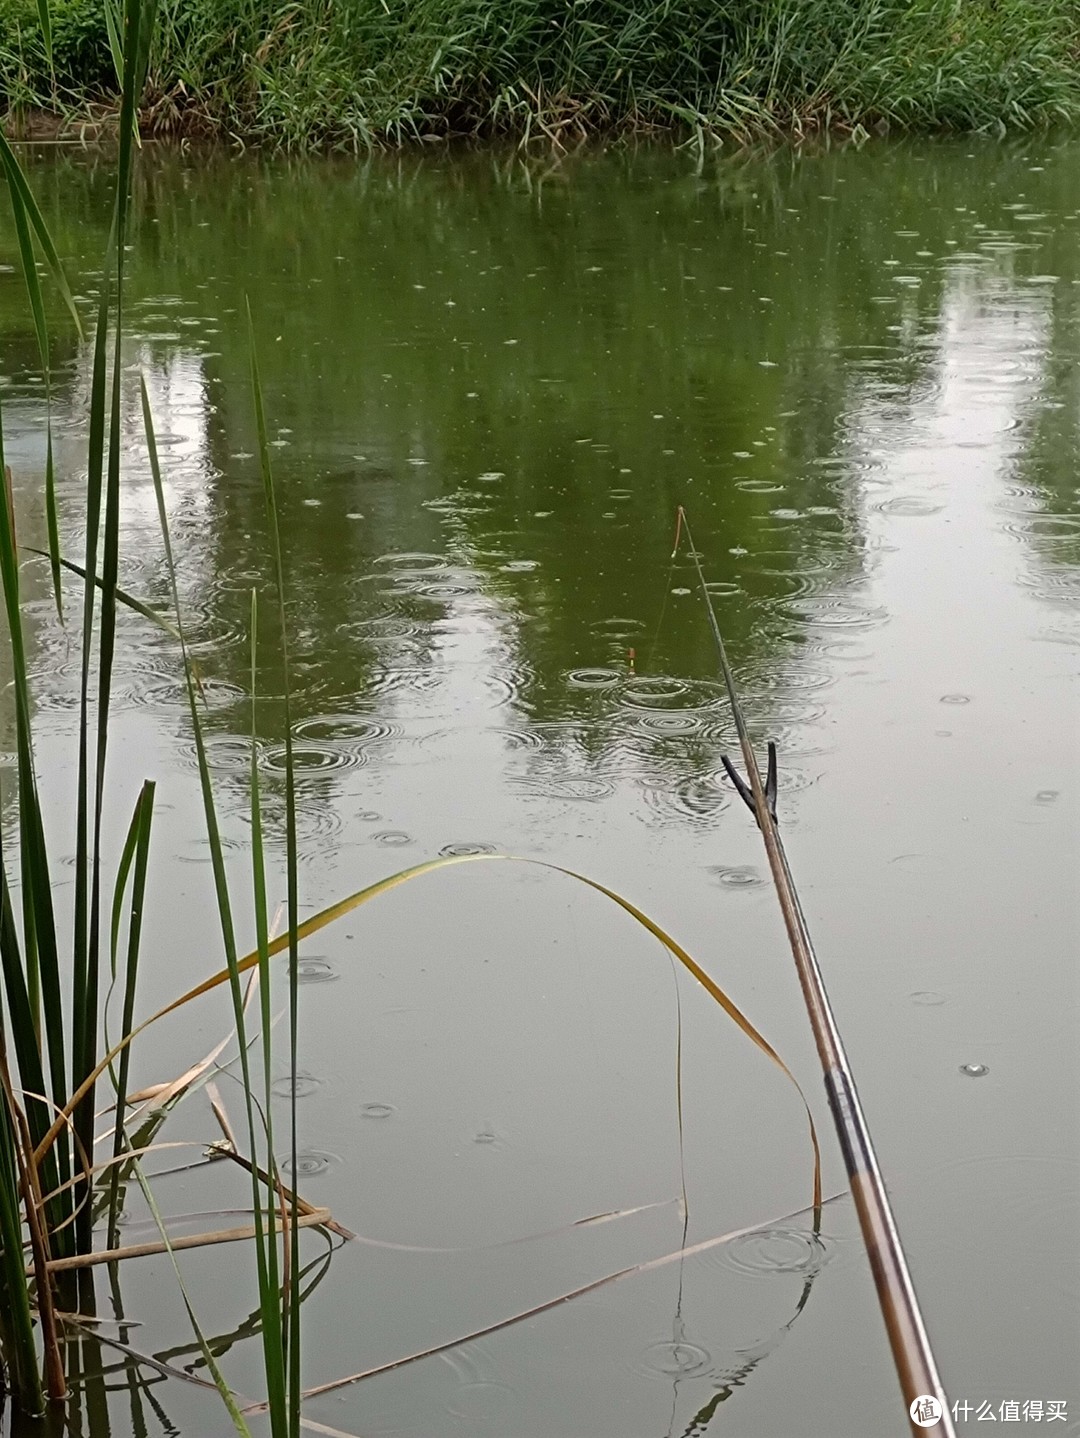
[248,301,302,1438]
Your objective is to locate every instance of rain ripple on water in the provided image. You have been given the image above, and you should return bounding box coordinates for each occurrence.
[624,709,710,738]
[591,616,646,641]
[641,771,732,826]
[445,1382,517,1422]
[565,666,624,690]
[618,674,723,711]
[293,958,338,983]
[122,672,247,712]
[633,1340,713,1380]
[876,495,945,517]
[283,1150,339,1176]
[341,613,421,640]
[710,865,765,889]
[784,593,889,631]
[719,1228,831,1278]
[285,714,400,773]
[185,735,255,774]
[261,741,367,774]
[271,1072,323,1099]
[372,551,449,572]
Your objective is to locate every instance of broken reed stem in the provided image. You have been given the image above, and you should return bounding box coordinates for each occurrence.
[45,1209,333,1272]
[219,1148,355,1242]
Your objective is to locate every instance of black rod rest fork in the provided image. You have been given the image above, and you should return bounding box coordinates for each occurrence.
[720,739,779,827]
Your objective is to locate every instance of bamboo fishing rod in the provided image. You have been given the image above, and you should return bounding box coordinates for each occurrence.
[674,507,954,1438]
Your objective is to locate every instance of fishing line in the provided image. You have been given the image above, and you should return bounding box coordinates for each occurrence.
[642,507,685,673]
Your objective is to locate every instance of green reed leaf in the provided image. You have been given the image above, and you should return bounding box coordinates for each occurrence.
[0,131,83,341]
[246,300,301,1438]
[106,780,155,1248]
[26,548,185,646]
[35,0,52,67]
[248,586,288,1437]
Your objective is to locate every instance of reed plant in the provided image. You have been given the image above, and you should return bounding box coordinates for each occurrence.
[2,0,1079,147]
[0,0,312,1423]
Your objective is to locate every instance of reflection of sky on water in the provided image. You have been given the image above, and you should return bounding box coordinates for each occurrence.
[11,252,1074,805]
[0,143,1078,1437]
[783,255,1079,1430]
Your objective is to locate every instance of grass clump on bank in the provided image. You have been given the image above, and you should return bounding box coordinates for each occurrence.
[1,0,1079,147]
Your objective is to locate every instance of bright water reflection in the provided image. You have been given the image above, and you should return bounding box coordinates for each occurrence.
[0,137,1078,1437]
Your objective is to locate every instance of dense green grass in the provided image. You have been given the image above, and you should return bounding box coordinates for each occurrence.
[1,0,1079,147]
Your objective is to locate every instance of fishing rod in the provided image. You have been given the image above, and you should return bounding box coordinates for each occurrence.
[674,507,954,1438]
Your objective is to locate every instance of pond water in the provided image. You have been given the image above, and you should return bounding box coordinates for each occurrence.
[1,136,1078,1437]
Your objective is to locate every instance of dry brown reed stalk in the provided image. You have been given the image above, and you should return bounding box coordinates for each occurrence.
[238,1194,844,1411]
[46,1209,334,1273]
[0,1046,65,1397]
[215,1148,355,1244]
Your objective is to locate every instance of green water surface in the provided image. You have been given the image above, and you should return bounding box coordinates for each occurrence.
[0,136,1078,1438]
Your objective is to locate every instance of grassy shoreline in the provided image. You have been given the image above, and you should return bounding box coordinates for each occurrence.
[2,0,1080,149]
